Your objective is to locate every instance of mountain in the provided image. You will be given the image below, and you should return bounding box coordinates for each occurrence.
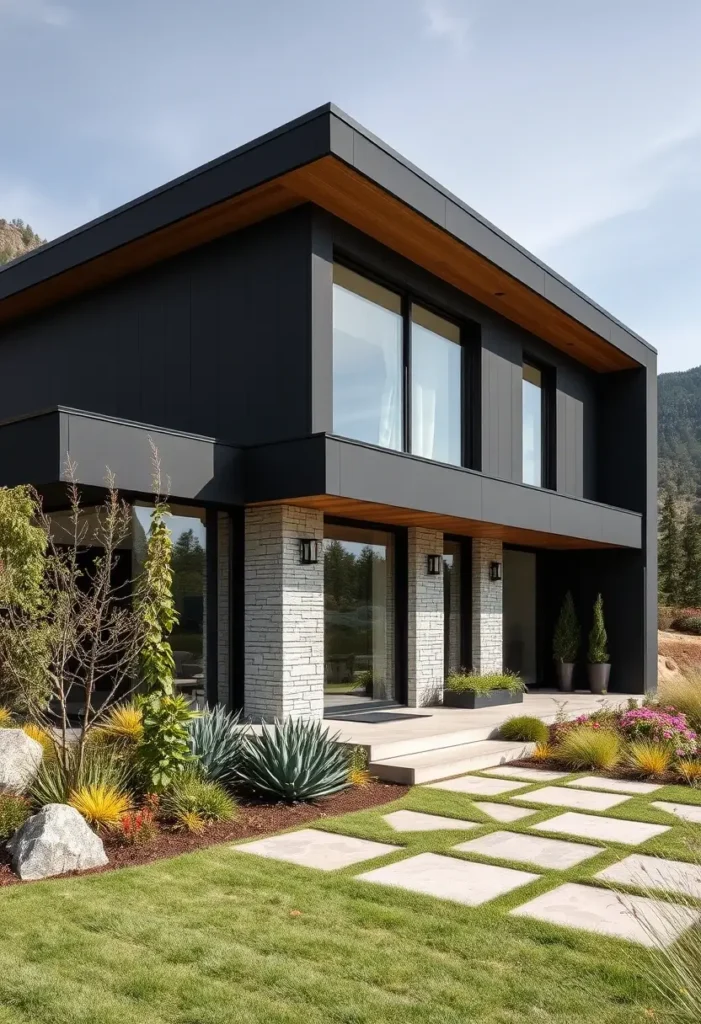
[0,218,45,266]
[659,365,701,501]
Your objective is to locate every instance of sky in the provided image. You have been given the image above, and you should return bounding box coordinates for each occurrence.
[1,0,699,373]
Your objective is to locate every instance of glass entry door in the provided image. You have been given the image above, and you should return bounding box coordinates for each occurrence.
[324,523,396,708]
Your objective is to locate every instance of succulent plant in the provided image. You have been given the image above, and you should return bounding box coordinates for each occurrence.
[236,718,351,803]
[187,705,246,789]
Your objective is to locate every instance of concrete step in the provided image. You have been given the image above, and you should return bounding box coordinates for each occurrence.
[369,740,535,785]
[362,725,504,763]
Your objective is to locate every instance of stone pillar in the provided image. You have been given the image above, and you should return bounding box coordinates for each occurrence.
[407,527,444,707]
[471,538,503,674]
[244,505,324,722]
[217,512,231,707]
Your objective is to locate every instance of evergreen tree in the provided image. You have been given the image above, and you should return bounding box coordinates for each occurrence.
[680,508,701,608]
[658,489,683,604]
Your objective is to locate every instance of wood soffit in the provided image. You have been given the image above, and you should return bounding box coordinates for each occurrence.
[0,155,638,373]
[251,494,619,551]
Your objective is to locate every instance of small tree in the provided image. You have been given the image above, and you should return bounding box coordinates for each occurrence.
[659,489,683,605]
[588,593,609,664]
[553,591,580,663]
[134,454,197,793]
[680,508,701,608]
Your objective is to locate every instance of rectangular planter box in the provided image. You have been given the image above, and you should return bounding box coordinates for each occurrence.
[443,689,524,710]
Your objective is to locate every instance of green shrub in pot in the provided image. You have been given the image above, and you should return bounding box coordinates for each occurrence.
[445,671,524,695]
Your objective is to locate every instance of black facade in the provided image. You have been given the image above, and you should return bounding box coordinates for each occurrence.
[0,104,658,697]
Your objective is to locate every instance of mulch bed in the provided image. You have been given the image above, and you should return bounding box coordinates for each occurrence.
[0,779,408,887]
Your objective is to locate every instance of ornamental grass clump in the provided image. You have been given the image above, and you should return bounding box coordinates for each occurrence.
[445,671,524,694]
[21,722,56,760]
[0,707,13,728]
[499,716,549,744]
[30,742,132,808]
[162,770,236,831]
[625,739,674,778]
[347,746,372,787]
[675,760,701,785]
[0,794,31,840]
[187,706,245,789]
[236,718,351,803]
[98,703,143,745]
[554,725,622,771]
[68,784,132,830]
[658,672,701,732]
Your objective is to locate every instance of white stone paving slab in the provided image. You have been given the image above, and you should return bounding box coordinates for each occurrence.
[473,801,537,823]
[454,831,601,870]
[536,812,670,846]
[510,881,700,947]
[382,810,480,833]
[651,801,701,824]
[596,853,701,899]
[482,766,569,782]
[567,776,661,796]
[426,776,528,797]
[513,785,630,812]
[356,852,539,906]
[233,829,400,871]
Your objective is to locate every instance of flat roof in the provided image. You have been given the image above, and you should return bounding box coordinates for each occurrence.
[0,103,655,371]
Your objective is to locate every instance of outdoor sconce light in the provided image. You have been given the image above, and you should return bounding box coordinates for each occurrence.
[490,561,502,582]
[427,554,442,576]
[299,539,320,565]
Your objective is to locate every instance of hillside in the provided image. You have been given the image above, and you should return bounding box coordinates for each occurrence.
[0,218,45,266]
[659,365,701,500]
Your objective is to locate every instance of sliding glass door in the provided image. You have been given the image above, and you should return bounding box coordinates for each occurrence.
[324,523,396,707]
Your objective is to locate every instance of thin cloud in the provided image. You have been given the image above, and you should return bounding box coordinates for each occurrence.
[0,0,72,27]
[422,0,470,48]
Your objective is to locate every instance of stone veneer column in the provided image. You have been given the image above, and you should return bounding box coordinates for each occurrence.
[407,527,444,707]
[244,505,324,722]
[471,538,503,674]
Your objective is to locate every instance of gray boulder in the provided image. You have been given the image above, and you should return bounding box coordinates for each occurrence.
[0,729,43,794]
[7,803,108,880]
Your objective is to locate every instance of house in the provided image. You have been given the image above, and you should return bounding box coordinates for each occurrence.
[0,104,657,720]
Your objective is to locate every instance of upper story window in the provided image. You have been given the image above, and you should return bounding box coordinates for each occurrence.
[332,265,403,450]
[333,264,466,467]
[522,361,544,486]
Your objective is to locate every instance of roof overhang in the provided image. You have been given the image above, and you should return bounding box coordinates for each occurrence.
[0,104,654,373]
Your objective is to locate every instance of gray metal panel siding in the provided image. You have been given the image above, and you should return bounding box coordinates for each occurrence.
[481,334,522,482]
[0,208,314,448]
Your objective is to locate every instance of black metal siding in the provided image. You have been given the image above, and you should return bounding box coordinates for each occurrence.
[0,208,314,447]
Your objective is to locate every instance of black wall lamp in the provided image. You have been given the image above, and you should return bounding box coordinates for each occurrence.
[299,539,320,565]
[490,561,502,582]
[427,554,442,576]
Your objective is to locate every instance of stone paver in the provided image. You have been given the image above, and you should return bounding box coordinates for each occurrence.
[536,811,670,846]
[596,854,701,898]
[454,831,601,870]
[482,766,568,782]
[651,801,701,824]
[567,776,661,796]
[510,881,700,947]
[426,776,527,797]
[234,829,400,871]
[513,785,629,812]
[473,801,536,823]
[357,852,539,906]
[382,810,479,833]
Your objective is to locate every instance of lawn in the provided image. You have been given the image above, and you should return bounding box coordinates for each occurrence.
[0,774,699,1024]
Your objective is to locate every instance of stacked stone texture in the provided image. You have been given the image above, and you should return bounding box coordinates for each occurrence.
[407,527,445,706]
[471,538,504,674]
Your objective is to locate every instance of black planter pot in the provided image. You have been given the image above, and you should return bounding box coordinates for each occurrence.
[443,689,524,710]
[588,663,611,694]
[555,662,575,692]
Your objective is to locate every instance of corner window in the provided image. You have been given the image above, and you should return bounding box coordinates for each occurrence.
[522,362,544,487]
[332,264,468,466]
[332,265,403,450]
[411,305,462,466]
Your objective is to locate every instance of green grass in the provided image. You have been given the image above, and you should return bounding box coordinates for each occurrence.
[1,773,700,1022]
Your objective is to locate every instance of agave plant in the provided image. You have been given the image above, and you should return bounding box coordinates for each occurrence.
[236,718,351,803]
[187,705,246,788]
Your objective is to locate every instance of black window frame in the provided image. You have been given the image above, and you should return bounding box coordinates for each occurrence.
[522,355,556,491]
[332,256,480,471]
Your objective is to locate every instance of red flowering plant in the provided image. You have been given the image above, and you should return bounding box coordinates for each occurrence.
[117,808,159,845]
[618,706,698,759]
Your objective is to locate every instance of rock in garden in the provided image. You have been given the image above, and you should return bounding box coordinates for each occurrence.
[7,803,108,881]
[658,654,684,684]
[0,729,43,794]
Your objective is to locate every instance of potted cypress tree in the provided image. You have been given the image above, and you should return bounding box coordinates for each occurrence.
[552,591,580,691]
[587,593,610,694]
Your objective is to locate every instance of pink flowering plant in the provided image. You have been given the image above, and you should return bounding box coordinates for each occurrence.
[618,706,698,759]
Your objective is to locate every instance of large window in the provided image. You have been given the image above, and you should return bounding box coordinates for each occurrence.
[333,264,466,466]
[323,523,395,706]
[443,539,462,677]
[411,305,462,465]
[522,362,543,487]
[332,265,403,450]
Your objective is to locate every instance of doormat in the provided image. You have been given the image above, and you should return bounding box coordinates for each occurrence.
[324,711,430,724]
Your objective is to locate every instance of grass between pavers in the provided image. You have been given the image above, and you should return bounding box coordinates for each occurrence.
[0,774,698,1024]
